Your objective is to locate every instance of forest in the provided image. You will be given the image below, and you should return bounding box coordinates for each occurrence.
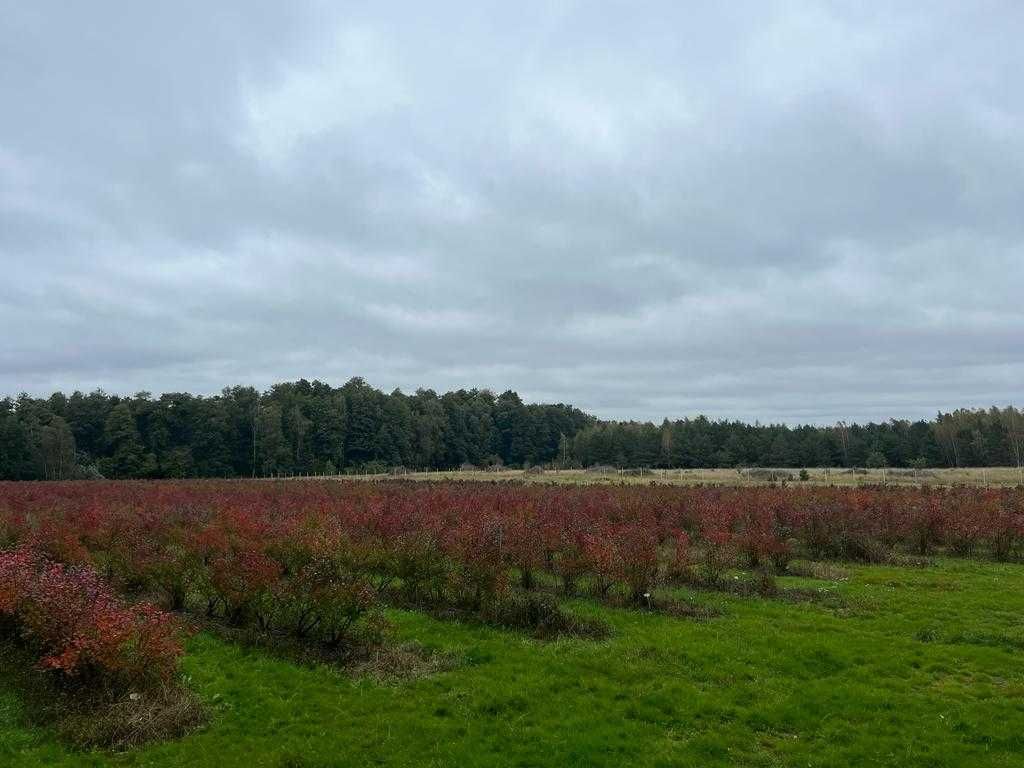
[1,377,1022,480]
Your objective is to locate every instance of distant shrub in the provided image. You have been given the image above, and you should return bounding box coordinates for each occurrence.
[276,558,382,649]
[696,539,734,585]
[848,538,893,564]
[754,569,778,596]
[482,591,609,639]
[390,533,449,606]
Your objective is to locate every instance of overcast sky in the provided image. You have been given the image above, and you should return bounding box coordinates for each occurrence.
[2,2,1022,423]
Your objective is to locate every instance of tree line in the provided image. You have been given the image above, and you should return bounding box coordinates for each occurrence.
[570,408,1024,471]
[0,377,1021,479]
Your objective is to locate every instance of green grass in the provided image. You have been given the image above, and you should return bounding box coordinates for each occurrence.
[3,559,1024,767]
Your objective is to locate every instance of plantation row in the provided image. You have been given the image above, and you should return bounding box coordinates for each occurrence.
[1,480,1022,697]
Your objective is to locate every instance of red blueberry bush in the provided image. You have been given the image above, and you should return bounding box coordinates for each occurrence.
[0,547,183,691]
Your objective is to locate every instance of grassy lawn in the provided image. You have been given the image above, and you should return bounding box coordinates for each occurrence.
[2,559,1023,767]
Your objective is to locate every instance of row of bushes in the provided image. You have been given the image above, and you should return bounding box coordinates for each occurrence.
[1,481,1022,648]
[1,507,589,649]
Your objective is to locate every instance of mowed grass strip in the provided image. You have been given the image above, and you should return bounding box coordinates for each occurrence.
[2,558,1023,768]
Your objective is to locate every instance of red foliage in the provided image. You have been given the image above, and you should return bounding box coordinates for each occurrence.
[0,547,182,690]
[0,478,1021,642]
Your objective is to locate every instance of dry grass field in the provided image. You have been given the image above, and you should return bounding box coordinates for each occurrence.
[346,466,1024,488]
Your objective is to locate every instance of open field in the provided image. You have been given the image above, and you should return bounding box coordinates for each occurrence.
[349,466,1024,488]
[4,559,1024,767]
[2,480,1024,767]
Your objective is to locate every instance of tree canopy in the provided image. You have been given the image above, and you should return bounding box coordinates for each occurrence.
[0,381,1020,479]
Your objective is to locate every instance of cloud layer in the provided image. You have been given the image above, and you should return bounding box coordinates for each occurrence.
[2,1,1022,422]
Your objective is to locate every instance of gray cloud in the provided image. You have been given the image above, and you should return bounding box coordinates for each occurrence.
[2,1,1022,423]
